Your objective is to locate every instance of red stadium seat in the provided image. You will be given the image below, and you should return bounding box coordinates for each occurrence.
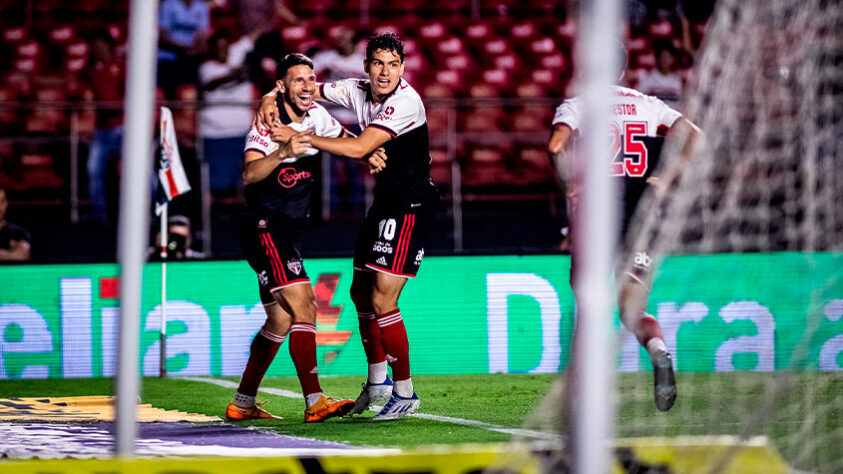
[510,105,551,132]
[461,146,517,187]
[2,26,26,43]
[538,53,567,72]
[513,82,546,99]
[49,25,75,43]
[25,88,67,134]
[648,19,675,39]
[529,37,558,56]
[436,37,465,55]
[429,148,452,187]
[13,58,37,73]
[65,40,89,58]
[418,21,447,41]
[425,105,451,133]
[631,52,656,69]
[627,36,650,54]
[461,104,505,131]
[555,20,578,42]
[513,146,556,186]
[16,40,40,58]
[443,53,474,73]
[493,53,519,71]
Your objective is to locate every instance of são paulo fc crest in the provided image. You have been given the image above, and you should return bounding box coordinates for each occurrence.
[287,259,302,275]
[258,219,267,229]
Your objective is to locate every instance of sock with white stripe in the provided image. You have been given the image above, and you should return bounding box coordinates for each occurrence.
[376,308,411,383]
[289,322,322,402]
[236,327,285,400]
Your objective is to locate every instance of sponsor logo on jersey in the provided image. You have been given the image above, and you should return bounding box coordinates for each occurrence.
[414,249,424,266]
[286,259,302,275]
[376,256,388,266]
[372,241,394,254]
[247,134,271,148]
[384,106,395,116]
[258,270,269,287]
[277,167,312,188]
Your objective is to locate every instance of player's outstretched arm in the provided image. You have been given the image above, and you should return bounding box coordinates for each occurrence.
[649,117,703,197]
[309,126,392,160]
[241,131,312,185]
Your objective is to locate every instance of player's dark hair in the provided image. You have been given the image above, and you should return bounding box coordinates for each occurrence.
[276,52,313,79]
[366,33,405,63]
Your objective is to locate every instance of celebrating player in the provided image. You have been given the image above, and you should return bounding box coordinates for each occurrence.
[227,53,384,423]
[257,33,438,420]
[548,43,702,412]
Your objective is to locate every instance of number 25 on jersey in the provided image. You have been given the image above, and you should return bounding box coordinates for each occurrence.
[609,122,648,177]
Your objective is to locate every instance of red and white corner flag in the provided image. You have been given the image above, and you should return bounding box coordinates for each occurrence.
[156,106,191,215]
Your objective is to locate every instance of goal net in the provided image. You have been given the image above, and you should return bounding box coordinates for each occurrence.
[517,0,843,471]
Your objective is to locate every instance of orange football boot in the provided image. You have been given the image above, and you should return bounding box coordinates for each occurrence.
[304,396,355,423]
[225,400,282,420]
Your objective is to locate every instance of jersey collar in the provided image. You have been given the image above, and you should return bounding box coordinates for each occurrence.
[275,96,309,125]
[366,78,403,104]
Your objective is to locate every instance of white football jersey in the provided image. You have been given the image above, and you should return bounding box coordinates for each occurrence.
[552,85,682,137]
[319,77,426,138]
[244,102,343,161]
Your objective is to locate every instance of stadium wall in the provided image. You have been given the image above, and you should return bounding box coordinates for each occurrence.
[0,254,840,379]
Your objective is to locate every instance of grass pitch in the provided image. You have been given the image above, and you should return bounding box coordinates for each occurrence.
[1,372,840,472]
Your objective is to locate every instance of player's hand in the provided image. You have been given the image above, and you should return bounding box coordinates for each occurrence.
[270,122,298,143]
[255,94,280,129]
[367,147,387,174]
[281,131,312,157]
[647,176,671,200]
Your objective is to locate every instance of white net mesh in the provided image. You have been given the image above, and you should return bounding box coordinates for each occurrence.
[515,0,843,471]
[620,0,843,470]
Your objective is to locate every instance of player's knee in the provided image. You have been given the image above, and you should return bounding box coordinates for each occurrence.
[290,293,317,324]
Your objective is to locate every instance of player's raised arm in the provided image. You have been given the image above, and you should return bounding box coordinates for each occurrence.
[649,116,703,197]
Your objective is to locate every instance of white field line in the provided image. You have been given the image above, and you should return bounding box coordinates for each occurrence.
[179,376,561,441]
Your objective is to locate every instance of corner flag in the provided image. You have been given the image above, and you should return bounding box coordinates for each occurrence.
[156,106,191,215]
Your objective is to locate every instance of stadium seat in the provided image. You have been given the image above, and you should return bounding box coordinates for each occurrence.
[435,37,465,55]
[443,53,474,74]
[460,146,516,187]
[15,40,40,59]
[648,19,675,39]
[25,88,67,134]
[513,145,555,186]
[428,148,452,187]
[0,86,19,133]
[418,21,447,42]
[461,104,505,132]
[513,82,546,99]
[528,37,558,57]
[627,36,650,54]
[425,105,451,133]
[432,70,464,96]
[631,51,656,69]
[510,105,551,132]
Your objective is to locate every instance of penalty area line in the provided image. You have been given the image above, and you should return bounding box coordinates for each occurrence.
[179,376,560,441]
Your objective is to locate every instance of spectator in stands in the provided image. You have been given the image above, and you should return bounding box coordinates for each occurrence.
[85,30,125,224]
[312,27,368,216]
[148,214,205,260]
[0,189,31,262]
[636,41,683,108]
[198,32,254,196]
[157,0,211,99]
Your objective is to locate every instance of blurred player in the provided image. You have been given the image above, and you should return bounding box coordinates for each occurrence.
[228,53,384,423]
[257,33,438,420]
[547,44,701,412]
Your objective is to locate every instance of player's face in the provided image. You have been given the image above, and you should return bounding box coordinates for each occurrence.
[365,49,404,100]
[278,65,316,114]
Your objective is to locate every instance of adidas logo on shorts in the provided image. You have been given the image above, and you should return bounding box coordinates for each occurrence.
[376,256,388,266]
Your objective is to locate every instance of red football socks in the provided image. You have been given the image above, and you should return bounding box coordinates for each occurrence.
[358,311,387,364]
[237,327,284,397]
[376,309,411,381]
[289,322,322,396]
[635,314,664,348]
